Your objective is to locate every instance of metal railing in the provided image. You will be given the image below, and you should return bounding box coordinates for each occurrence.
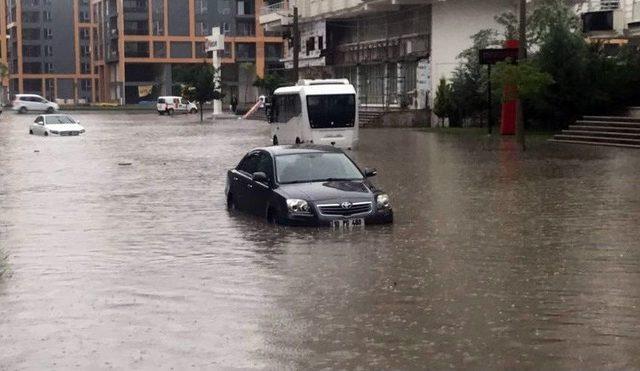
[260,1,289,16]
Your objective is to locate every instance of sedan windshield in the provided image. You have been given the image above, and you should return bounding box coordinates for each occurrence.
[276,153,363,184]
[47,116,76,125]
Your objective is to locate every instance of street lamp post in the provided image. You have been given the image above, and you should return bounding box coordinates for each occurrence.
[206,27,225,116]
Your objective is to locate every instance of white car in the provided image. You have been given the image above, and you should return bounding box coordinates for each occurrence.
[157,96,198,115]
[29,114,85,137]
[13,94,60,114]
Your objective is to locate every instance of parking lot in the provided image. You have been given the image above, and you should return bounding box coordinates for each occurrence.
[1,111,640,369]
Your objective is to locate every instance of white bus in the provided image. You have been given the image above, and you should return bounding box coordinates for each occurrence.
[268,79,358,149]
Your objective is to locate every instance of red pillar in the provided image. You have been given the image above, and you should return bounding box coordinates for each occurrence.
[500,39,519,135]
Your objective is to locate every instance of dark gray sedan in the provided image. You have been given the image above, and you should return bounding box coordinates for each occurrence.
[226,145,393,227]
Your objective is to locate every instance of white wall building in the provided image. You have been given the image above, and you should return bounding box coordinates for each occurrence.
[575,0,640,42]
[260,0,518,124]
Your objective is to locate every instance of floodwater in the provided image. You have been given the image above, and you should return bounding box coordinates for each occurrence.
[1,112,640,369]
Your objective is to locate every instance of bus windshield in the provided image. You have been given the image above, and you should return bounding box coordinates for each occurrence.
[306,94,356,129]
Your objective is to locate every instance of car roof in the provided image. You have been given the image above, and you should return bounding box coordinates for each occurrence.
[41,114,72,117]
[256,145,345,156]
[16,94,43,97]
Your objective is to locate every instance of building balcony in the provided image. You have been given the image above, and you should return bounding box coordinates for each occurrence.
[259,1,292,32]
[627,20,640,37]
[581,9,625,38]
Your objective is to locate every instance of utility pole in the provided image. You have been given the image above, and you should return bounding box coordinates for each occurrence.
[516,0,527,150]
[292,6,300,83]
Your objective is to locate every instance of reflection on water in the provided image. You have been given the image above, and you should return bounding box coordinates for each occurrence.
[1,113,640,369]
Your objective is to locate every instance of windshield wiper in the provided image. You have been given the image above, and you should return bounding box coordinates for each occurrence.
[281,178,360,184]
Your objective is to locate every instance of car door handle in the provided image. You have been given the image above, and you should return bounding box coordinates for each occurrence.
[247,184,253,189]
[233,177,239,181]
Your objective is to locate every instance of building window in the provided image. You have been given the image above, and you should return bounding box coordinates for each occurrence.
[152,0,165,35]
[196,21,207,36]
[80,79,92,91]
[153,41,166,58]
[170,42,192,58]
[81,45,91,57]
[79,11,90,22]
[81,62,91,74]
[306,37,315,55]
[124,41,150,58]
[44,63,55,73]
[318,36,324,50]
[236,0,253,15]
[235,43,255,60]
[23,45,41,58]
[236,20,255,36]
[23,11,40,23]
[22,28,41,40]
[44,45,53,56]
[44,28,53,39]
[43,11,52,22]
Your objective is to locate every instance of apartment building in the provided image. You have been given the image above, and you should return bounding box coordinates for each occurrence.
[1,0,283,105]
[577,0,640,45]
[2,0,95,104]
[260,0,516,122]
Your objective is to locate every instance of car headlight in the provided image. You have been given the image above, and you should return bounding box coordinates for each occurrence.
[286,199,311,214]
[376,194,391,209]
[80,129,85,133]
[50,130,59,134]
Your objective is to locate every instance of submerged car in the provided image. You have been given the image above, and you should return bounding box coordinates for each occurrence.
[29,114,85,136]
[226,145,393,226]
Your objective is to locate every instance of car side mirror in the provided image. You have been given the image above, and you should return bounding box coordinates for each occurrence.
[364,168,377,177]
[252,172,269,184]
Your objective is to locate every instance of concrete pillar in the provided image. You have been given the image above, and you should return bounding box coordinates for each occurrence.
[161,64,172,96]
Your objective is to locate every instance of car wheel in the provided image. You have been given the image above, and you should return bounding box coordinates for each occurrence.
[18,107,27,114]
[46,107,55,114]
[44,131,49,137]
[190,108,197,114]
[273,136,278,145]
[167,109,174,116]
[267,206,283,225]
[295,137,301,144]
[226,193,236,211]
[158,111,165,116]
[29,129,33,135]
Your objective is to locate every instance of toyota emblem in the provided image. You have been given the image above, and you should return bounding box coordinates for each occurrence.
[341,202,353,209]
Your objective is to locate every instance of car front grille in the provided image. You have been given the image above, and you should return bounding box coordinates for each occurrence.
[61,131,79,136]
[318,202,372,216]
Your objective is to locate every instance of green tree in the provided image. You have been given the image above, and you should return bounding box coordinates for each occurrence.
[449,29,500,126]
[177,63,224,122]
[492,60,553,102]
[433,78,453,126]
[253,73,287,96]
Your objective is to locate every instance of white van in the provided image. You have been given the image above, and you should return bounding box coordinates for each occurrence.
[157,96,198,115]
[269,79,359,149]
[12,94,60,114]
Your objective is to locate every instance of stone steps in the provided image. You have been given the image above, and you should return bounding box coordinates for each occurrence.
[551,115,640,149]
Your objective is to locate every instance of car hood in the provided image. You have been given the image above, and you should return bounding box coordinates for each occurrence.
[277,180,374,203]
[45,124,84,131]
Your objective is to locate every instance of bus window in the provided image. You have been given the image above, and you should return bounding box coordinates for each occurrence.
[307,94,356,128]
[275,94,301,123]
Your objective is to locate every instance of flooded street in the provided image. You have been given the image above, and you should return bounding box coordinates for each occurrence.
[1,112,640,369]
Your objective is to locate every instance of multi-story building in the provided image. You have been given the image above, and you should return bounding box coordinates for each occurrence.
[577,0,640,45]
[0,0,283,105]
[2,0,96,105]
[260,0,517,124]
